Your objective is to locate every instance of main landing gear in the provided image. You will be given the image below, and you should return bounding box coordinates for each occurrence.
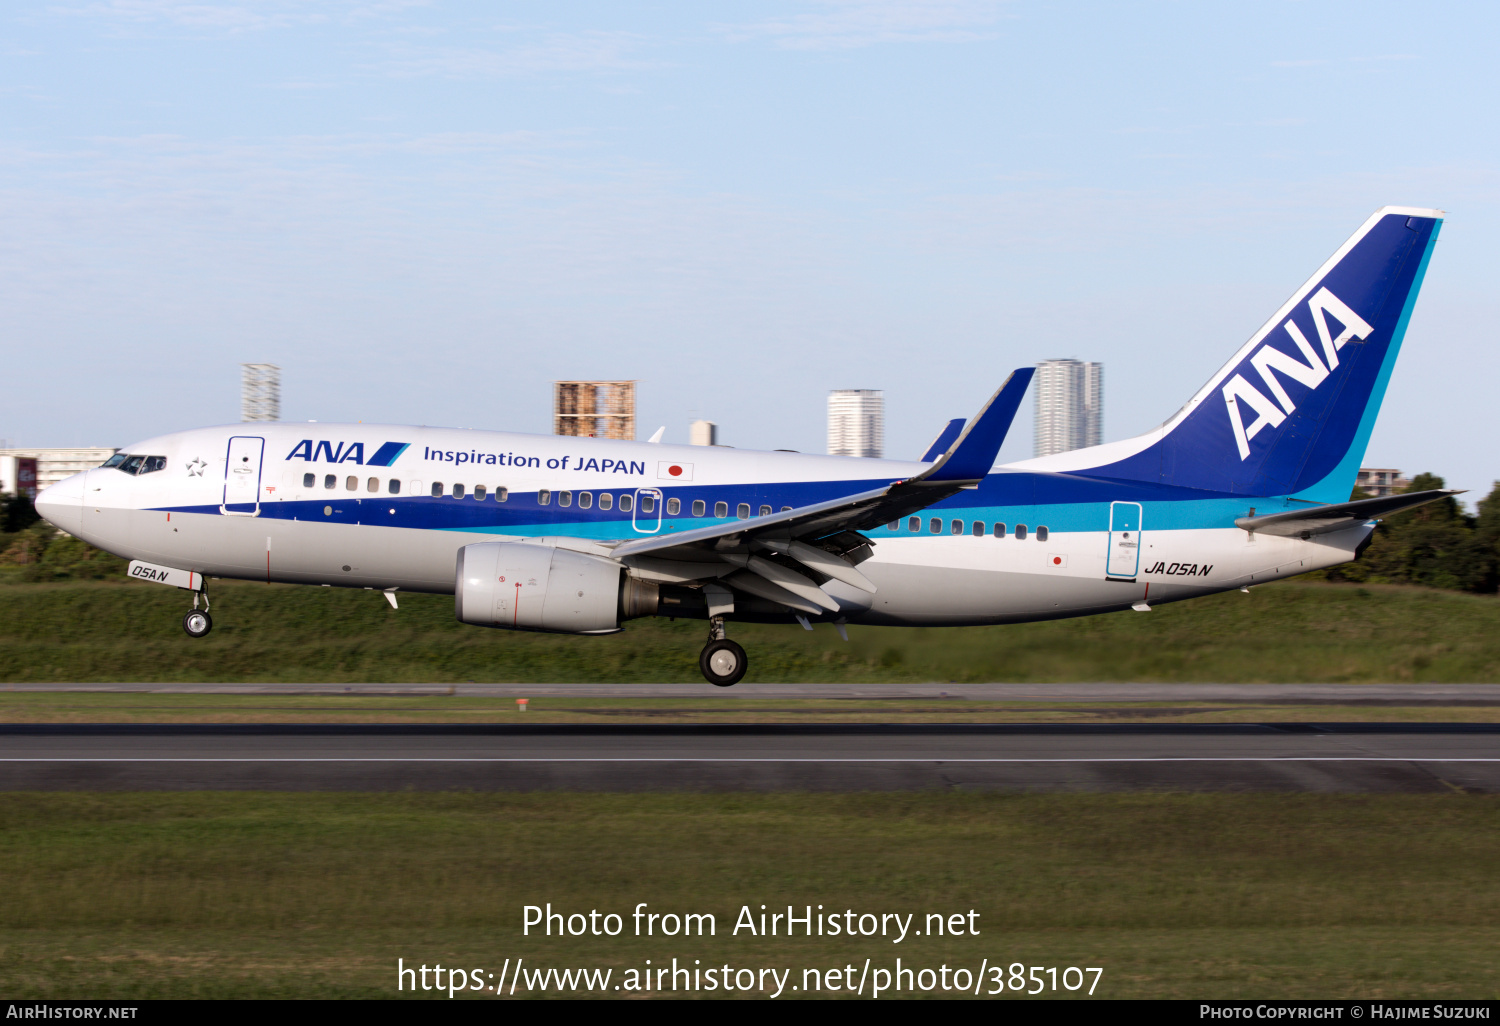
[182,588,213,638]
[699,616,747,687]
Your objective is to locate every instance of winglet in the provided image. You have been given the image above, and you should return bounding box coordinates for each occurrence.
[916,368,1034,484]
[920,418,965,462]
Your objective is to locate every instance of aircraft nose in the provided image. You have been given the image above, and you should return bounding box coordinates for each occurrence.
[34,472,85,533]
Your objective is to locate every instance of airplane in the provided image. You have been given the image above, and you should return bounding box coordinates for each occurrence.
[35,206,1456,687]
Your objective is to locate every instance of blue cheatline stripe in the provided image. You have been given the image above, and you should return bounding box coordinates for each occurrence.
[1294,220,1443,506]
[154,491,1286,539]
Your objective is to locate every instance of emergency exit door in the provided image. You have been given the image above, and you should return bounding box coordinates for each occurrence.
[1106,501,1143,579]
[222,436,265,516]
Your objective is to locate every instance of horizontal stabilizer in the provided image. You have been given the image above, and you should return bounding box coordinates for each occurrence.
[1235,489,1462,537]
[920,419,965,462]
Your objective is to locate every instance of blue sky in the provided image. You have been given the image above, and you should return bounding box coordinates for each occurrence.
[2,1,1496,496]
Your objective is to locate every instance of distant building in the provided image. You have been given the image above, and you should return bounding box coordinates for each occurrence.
[689,420,718,446]
[0,456,38,499]
[827,390,884,458]
[0,448,117,492]
[241,363,281,422]
[1357,468,1411,497]
[1034,359,1102,458]
[554,381,636,441]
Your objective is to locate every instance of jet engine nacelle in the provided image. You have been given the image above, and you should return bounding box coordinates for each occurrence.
[456,541,630,634]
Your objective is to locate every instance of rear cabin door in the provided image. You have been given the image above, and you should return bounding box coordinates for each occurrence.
[1106,501,1143,580]
[222,436,265,516]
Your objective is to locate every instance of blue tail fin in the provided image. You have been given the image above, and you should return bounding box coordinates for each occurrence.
[1029,207,1443,503]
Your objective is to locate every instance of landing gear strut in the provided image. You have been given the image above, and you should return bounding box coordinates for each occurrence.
[182,588,213,638]
[699,616,747,687]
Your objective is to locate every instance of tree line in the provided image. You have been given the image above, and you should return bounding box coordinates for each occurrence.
[1319,474,1500,593]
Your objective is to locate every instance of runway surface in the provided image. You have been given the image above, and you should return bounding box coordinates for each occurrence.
[8,683,1500,702]
[3,723,1498,793]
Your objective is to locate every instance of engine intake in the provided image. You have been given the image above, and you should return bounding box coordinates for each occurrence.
[456,541,634,634]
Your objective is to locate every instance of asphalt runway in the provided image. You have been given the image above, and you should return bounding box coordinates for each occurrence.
[9,683,1500,702]
[3,723,1498,793]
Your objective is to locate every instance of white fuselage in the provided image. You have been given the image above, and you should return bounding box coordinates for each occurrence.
[36,422,1366,627]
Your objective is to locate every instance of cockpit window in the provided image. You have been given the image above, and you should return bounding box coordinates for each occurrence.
[106,453,166,475]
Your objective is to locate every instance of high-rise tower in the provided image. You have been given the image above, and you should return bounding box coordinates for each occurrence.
[827,389,884,458]
[240,363,281,422]
[1033,359,1102,457]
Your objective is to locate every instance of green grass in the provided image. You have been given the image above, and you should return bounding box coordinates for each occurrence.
[3,691,1500,723]
[1,792,1497,999]
[2,578,1500,683]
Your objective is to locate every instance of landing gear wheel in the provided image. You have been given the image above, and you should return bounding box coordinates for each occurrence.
[699,639,748,687]
[182,610,213,638]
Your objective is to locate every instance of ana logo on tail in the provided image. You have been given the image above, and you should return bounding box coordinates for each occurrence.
[1221,287,1375,460]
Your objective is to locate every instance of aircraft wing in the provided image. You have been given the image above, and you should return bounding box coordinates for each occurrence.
[1233,488,1463,538]
[609,369,1033,613]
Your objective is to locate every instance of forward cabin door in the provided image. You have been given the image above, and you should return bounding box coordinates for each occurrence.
[1106,501,1143,580]
[222,436,265,516]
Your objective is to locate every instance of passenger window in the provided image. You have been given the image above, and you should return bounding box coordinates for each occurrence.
[579,492,593,509]
[994,523,1006,537]
[909,517,920,532]
[951,520,962,535]
[1016,524,1028,540]
[641,494,654,513]
[929,518,941,534]
[495,487,507,502]
[367,477,379,493]
[538,489,550,506]
[972,521,984,536]
[693,500,706,517]
[389,479,401,494]
[737,503,750,520]
[325,474,338,490]
[715,501,728,518]
[303,473,315,488]
[759,505,772,517]
[431,482,443,497]
[141,456,167,474]
[780,506,791,512]
[474,484,487,500]
[666,497,680,515]
[346,476,358,491]
[888,521,899,530]
[599,493,612,510]
[619,494,633,512]
[559,491,572,508]
[1037,526,1049,541]
[453,483,466,498]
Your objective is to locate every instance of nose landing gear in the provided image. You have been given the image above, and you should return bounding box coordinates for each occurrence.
[182,587,212,638]
[699,616,747,687]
